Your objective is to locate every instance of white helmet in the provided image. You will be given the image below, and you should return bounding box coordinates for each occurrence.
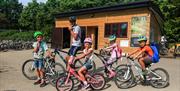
[84,37,92,44]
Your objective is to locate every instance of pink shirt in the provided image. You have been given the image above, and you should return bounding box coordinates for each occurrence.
[106,43,121,58]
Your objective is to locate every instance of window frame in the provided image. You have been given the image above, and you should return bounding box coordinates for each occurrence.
[104,22,128,38]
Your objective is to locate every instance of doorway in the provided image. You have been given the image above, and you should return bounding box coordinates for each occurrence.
[86,26,98,50]
[63,28,70,48]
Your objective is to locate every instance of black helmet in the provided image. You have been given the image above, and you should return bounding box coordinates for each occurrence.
[69,16,76,22]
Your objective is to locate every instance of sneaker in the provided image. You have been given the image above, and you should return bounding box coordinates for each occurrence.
[82,84,89,90]
[40,82,46,87]
[34,79,41,85]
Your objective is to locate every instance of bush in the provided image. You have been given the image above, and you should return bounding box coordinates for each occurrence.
[0,30,34,41]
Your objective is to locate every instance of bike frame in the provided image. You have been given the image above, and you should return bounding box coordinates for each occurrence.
[54,49,68,65]
[125,58,162,81]
[65,66,98,85]
[94,52,118,70]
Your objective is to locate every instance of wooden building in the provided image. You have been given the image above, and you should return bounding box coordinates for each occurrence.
[52,1,164,52]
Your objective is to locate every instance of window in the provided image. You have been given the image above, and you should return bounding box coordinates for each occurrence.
[104,22,128,38]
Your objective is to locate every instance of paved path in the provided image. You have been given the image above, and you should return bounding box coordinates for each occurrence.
[0,50,180,91]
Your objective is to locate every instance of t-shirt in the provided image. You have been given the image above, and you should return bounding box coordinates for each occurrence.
[83,48,94,63]
[139,46,154,57]
[108,43,121,58]
[32,41,48,59]
[72,25,81,47]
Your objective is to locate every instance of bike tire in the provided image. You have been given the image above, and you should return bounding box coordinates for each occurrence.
[150,68,169,88]
[114,65,134,89]
[56,75,74,91]
[89,73,106,90]
[47,63,65,87]
[22,59,37,80]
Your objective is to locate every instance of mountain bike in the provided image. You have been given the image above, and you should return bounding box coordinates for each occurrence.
[94,52,128,88]
[115,57,169,89]
[22,57,65,87]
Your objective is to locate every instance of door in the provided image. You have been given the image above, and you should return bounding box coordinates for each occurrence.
[86,26,98,50]
[63,28,70,48]
[52,28,63,49]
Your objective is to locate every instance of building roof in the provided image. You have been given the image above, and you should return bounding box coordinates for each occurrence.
[55,0,164,20]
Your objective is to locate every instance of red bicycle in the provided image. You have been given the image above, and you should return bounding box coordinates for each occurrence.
[56,63,106,91]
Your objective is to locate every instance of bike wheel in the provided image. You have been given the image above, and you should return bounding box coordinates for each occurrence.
[1,43,8,52]
[150,68,169,88]
[47,63,66,87]
[56,75,74,91]
[114,65,134,89]
[22,59,37,80]
[88,74,106,90]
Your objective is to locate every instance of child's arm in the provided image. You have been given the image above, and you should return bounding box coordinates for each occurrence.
[128,49,139,57]
[75,49,93,60]
[33,42,40,53]
[134,49,145,59]
[105,43,116,49]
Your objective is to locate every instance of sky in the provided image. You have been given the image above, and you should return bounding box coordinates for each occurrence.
[19,0,47,6]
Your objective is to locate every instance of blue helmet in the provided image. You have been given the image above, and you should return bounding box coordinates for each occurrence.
[109,35,116,41]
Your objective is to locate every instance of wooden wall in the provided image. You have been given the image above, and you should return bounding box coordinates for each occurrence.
[55,8,156,53]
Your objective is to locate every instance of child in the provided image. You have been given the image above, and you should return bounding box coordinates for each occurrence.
[128,35,154,84]
[33,31,51,87]
[66,16,81,71]
[75,37,94,89]
[103,35,121,78]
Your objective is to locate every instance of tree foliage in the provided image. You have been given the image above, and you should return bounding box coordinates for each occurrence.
[154,0,180,42]
[0,0,23,29]
[0,0,179,42]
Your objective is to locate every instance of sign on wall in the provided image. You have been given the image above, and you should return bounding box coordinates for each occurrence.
[131,16,147,47]
[120,40,129,47]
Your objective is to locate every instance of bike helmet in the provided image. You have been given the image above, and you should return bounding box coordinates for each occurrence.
[34,31,43,38]
[109,35,116,41]
[69,16,76,22]
[137,35,147,42]
[84,37,92,44]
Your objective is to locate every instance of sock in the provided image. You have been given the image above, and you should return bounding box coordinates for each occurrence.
[83,81,87,85]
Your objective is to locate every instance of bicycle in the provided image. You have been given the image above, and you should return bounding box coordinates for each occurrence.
[115,56,169,89]
[56,63,106,91]
[94,52,127,88]
[22,57,65,87]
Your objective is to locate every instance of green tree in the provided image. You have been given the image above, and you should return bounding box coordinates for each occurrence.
[0,0,23,29]
[154,0,180,42]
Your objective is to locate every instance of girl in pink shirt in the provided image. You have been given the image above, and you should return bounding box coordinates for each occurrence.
[104,35,122,78]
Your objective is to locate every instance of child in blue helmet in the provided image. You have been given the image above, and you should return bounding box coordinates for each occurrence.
[103,35,122,78]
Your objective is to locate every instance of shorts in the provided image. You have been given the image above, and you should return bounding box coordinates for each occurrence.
[83,62,92,70]
[34,59,44,69]
[144,56,153,66]
[68,46,81,56]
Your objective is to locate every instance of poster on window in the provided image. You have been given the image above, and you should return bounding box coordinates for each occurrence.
[131,16,147,47]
